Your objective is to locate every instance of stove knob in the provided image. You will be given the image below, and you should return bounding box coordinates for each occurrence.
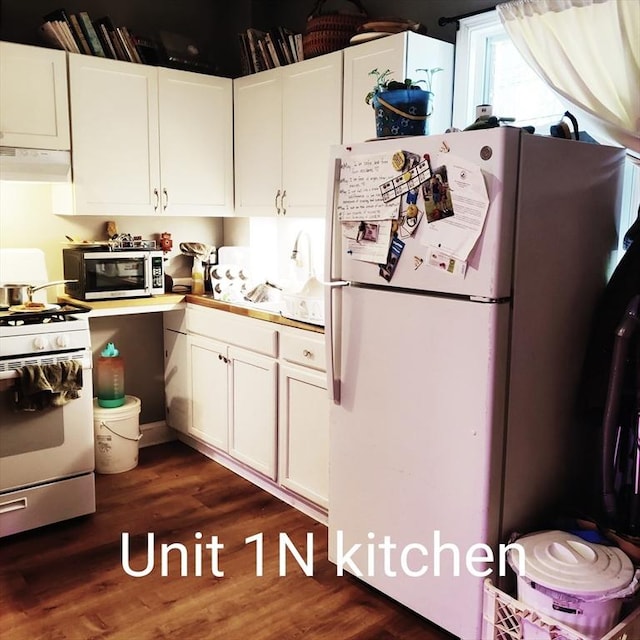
[55,334,70,348]
[33,336,48,351]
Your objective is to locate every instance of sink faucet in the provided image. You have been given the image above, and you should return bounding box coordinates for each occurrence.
[290,230,314,278]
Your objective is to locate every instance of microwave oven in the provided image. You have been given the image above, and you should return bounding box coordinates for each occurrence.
[63,248,165,300]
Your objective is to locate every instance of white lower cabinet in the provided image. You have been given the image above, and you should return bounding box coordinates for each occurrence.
[278,363,329,509]
[189,334,229,449]
[229,346,277,480]
[182,304,329,513]
[185,305,278,480]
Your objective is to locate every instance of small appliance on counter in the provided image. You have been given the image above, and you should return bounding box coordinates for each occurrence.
[62,246,165,301]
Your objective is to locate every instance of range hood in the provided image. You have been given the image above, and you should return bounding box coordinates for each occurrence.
[0,146,71,182]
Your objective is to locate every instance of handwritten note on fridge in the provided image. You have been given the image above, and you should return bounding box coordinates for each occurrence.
[337,154,398,222]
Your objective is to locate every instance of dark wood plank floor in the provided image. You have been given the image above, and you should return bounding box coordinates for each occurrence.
[0,441,458,640]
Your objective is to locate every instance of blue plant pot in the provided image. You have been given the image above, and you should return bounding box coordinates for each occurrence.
[372,89,433,138]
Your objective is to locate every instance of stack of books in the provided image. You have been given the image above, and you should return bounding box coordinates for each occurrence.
[239,27,304,75]
[39,8,160,65]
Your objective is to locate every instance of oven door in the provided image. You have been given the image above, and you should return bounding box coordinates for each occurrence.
[0,354,95,492]
[82,251,151,300]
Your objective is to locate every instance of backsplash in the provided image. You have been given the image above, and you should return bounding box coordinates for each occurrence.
[247,217,325,288]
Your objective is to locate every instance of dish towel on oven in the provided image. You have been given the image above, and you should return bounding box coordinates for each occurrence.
[13,360,83,411]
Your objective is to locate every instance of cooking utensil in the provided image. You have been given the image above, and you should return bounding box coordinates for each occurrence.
[0,280,77,307]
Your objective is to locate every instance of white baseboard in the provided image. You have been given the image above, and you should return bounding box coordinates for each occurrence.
[140,420,177,448]
[177,432,328,526]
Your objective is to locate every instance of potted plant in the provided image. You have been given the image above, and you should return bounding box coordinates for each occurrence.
[365,67,443,138]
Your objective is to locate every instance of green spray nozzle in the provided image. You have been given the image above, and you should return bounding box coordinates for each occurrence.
[101,342,120,357]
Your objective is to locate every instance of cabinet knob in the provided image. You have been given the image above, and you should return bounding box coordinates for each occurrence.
[303,349,313,358]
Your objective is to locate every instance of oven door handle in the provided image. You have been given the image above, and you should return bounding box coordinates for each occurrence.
[0,354,92,382]
[0,497,28,514]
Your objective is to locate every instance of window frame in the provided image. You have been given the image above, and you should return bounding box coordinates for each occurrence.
[452,11,505,130]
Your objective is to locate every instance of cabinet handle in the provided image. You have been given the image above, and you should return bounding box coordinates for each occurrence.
[163,188,168,211]
[218,354,229,364]
[303,349,313,358]
[281,189,287,216]
[275,189,281,215]
[153,188,159,211]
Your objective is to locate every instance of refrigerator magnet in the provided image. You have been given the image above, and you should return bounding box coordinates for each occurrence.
[379,237,405,282]
[427,248,467,277]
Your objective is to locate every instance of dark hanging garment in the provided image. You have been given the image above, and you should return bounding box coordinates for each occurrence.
[576,211,640,537]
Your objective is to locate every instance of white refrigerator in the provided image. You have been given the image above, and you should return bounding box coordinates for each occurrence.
[323,128,625,639]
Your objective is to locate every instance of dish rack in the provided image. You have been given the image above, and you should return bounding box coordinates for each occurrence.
[483,580,640,640]
[281,291,324,326]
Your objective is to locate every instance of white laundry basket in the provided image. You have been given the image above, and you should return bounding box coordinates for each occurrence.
[93,396,142,474]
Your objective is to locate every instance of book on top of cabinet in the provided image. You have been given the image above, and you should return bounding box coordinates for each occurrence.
[239,25,304,75]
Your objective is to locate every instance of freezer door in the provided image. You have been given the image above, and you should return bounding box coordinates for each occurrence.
[328,286,510,640]
[327,128,521,300]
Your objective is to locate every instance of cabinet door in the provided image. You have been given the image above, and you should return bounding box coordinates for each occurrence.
[189,334,229,449]
[281,51,342,217]
[233,68,282,216]
[342,32,454,143]
[163,329,189,434]
[278,364,329,508]
[68,54,160,215]
[228,346,277,479]
[342,34,407,144]
[0,42,70,150]
[158,69,233,216]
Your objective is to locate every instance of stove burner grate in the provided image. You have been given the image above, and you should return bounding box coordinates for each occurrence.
[0,303,91,326]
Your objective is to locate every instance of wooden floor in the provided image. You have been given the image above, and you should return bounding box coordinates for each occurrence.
[0,441,458,640]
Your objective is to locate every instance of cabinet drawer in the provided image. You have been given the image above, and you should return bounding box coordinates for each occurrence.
[187,304,277,357]
[280,330,325,371]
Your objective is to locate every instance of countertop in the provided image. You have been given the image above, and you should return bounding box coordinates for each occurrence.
[57,293,324,333]
[57,293,186,317]
[185,295,324,334]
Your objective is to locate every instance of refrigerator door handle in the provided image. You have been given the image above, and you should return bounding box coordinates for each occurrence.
[325,280,349,404]
[324,155,349,405]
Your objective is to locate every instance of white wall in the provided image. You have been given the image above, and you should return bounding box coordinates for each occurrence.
[0,181,224,294]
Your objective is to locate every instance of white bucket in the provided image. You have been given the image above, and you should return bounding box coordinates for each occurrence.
[93,395,142,474]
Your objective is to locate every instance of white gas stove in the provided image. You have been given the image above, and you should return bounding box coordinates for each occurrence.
[0,250,96,537]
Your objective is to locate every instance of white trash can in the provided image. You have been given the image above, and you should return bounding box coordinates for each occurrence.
[93,395,142,474]
[507,530,639,640]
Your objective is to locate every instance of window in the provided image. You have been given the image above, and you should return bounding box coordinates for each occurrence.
[452,11,565,132]
[453,10,638,258]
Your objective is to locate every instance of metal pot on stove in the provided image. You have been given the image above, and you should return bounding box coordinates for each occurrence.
[0,280,77,308]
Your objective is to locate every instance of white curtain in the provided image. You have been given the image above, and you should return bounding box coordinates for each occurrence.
[497,0,640,153]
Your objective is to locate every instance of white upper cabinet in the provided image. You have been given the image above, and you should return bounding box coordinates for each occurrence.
[234,68,283,216]
[0,42,70,150]
[158,68,233,216]
[343,31,454,143]
[234,51,342,217]
[69,55,159,215]
[68,54,233,216]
